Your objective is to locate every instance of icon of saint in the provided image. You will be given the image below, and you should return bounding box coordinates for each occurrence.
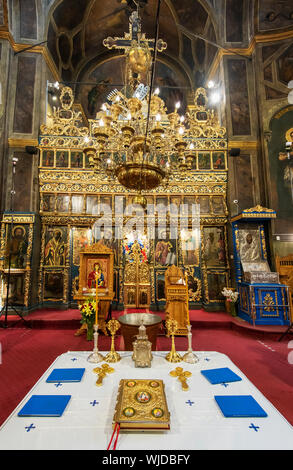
[44,229,66,266]
[5,226,27,269]
[87,262,105,289]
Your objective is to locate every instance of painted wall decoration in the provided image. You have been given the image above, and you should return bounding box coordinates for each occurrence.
[268,107,293,234]
[227,58,251,136]
[258,0,293,32]
[13,56,37,134]
[13,152,33,212]
[20,0,37,39]
[225,0,244,42]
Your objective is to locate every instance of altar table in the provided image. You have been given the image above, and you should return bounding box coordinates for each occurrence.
[0,351,292,450]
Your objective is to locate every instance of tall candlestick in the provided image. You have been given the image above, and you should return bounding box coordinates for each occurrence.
[95,272,99,325]
[185,272,190,326]
[183,324,199,364]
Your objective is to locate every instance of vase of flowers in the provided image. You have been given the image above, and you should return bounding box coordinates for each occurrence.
[79,299,97,340]
[221,287,238,317]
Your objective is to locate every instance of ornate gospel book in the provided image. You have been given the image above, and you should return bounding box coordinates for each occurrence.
[113,379,170,431]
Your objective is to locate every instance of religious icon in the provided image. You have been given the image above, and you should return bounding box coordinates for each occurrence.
[56,150,69,168]
[44,228,67,266]
[43,194,55,212]
[86,196,99,215]
[197,196,210,214]
[87,261,105,289]
[5,225,28,269]
[212,152,226,169]
[71,151,83,168]
[198,152,211,169]
[212,196,225,215]
[206,272,228,301]
[278,128,293,204]
[100,195,112,210]
[156,276,166,301]
[56,195,70,212]
[155,229,177,266]
[72,228,91,266]
[238,229,262,263]
[44,272,64,300]
[152,408,164,418]
[71,195,84,214]
[95,228,118,265]
[156,196,168,208]
[203,227,226,266]
[42,150,54,167]
[136,391,151,403]
[181,229,200,266]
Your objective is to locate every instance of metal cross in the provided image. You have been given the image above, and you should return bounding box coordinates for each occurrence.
[249,423,260,432]
[25,424,36,432]
[103,11,166,54]
[90,400,99,407]
[186,400,195,406]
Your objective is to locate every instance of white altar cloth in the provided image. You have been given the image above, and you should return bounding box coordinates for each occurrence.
[0,350,292,450]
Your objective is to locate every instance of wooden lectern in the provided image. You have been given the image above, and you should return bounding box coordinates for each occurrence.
[165,265,189,335]
[74,242,114,336]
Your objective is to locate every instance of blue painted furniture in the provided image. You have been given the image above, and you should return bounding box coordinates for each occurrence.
[231,206,290,326]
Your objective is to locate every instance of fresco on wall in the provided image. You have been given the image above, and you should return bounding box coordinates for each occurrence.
[225,0,243,42]
[227,59,251,136]
[268,107,293,234]
[13,56,36,134]
[258,0,293,31]
[77,56,189,118]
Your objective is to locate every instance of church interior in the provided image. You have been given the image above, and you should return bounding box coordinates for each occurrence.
[0,0,293,452]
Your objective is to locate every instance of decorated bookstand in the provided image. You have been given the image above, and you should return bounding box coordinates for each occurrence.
[231,206,290,326]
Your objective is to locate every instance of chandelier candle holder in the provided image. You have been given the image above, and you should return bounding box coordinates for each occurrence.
[87,273,104,363]
[79,11,227,195]
[165,319,182,363]
[105,319,121,363]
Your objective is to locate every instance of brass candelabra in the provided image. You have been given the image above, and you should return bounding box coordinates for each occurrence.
[105,319,121,363]
[165,318,182,363]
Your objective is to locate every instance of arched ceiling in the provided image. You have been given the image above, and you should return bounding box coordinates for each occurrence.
[46,0,218,88]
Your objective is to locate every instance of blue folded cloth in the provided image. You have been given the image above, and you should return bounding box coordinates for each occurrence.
[214,395,268,417]
[18,395,71,417]
[201,367,242,384]
[46,368,85,383]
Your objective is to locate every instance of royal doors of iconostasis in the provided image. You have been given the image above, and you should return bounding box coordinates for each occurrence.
[123,239,151,309]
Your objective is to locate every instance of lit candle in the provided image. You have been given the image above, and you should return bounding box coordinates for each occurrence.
[185,272,190,325]
[95,272,99,325]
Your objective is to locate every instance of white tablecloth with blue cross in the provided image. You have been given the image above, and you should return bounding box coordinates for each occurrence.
[0,351,292,450]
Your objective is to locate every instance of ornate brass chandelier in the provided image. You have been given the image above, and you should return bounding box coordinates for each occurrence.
[83,11,227,193]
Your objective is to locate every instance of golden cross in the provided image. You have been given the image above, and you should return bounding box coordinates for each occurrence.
[93,363,115,386]
[170,367,192,391]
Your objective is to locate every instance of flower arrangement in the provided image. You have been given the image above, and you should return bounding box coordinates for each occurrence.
[79,299,97,340]
[221,287,238,316]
